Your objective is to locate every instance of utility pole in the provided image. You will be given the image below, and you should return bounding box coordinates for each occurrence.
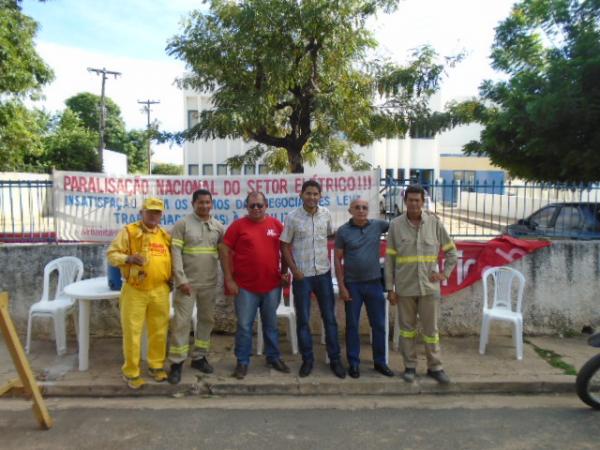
[87,67,121,172]
[137,99,160,174]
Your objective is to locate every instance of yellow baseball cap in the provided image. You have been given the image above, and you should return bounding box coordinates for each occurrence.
[142,197,164,211]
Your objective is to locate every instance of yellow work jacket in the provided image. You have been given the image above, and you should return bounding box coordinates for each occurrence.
[107,221,172,291]
[384,211,457,296]
[171,214,224,288]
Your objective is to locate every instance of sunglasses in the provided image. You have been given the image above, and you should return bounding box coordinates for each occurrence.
[248,203,265,209]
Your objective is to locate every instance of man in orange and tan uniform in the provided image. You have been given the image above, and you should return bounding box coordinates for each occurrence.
[107,197,172,389]
[167,189,225,384]
[384,184,457,385]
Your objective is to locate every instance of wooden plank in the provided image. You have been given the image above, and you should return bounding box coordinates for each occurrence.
[0,378,23,396]
[0,292,53,429]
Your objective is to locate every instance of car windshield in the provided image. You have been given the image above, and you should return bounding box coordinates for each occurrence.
[530,206,557,227]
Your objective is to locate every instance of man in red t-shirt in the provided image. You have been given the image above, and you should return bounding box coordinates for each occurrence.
[220,191,290,379]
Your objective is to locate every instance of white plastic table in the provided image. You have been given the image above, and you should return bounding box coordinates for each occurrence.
[64,277,121,371]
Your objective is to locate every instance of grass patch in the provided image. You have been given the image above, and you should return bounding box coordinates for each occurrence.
[526,340,577,376]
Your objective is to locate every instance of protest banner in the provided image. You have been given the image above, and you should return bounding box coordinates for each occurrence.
[53,170,379,242]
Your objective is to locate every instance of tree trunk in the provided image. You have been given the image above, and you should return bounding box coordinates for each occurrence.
[287,146,304,173]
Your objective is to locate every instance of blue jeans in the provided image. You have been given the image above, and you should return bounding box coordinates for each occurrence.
[345,280,386,366]
[292,271,341,362]
[234,287,281,365]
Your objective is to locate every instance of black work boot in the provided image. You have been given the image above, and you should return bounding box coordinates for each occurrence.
[168,362,183,385]
[191,357,214,374]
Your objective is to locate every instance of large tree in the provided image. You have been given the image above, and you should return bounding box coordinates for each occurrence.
[464,0,600,183]
[43,109,100,172]
[0,0,53,172]
[65,92,149,173]
[167,0,457,173]
[0,102,48,171]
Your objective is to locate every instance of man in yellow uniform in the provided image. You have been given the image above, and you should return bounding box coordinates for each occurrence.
[167,189,225,384]
[384,184,457,384]
[107,197,172,390]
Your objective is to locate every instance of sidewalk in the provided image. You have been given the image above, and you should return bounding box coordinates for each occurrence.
[1,333,596,397]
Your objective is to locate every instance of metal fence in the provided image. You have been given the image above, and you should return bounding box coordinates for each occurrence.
[0,180,55,243]
[379,179,600,239]
[2,178,600,243]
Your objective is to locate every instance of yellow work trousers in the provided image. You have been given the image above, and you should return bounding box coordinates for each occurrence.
[120,282,170,378]
[398,293,443,371]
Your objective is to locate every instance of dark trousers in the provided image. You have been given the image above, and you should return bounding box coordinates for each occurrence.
[292,271,341,363]
[345,280,386,366]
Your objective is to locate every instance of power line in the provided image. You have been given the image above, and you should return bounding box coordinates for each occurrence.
[137,99,160,175]
[87,67,121,172]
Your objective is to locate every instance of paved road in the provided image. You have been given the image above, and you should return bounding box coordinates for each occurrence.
[1,395,598,450]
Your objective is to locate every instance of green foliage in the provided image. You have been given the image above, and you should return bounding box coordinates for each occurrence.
[65,92,149,173]
[0,0,53,99]
[43,109,100,172]
[527,340,577,376]
[168,0,455,173]
[122,129,150,173]
[152,163,183,175]
[0,102,48,172]
[0,1,53,172]
[464,0,600,182]
[65,92,127,153]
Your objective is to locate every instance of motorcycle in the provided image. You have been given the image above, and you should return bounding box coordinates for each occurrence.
[576,332,600,409]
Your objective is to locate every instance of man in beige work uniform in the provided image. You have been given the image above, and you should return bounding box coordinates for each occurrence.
[167,189,225,384]
[384,184,457,384]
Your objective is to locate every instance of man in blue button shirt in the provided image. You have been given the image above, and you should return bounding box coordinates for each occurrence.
[334,198,394,378]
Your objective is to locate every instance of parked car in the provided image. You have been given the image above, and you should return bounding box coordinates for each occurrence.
[506,203,600,239]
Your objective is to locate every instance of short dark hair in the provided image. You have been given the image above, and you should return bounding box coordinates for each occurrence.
[192,189,212,202]
[404,184,425,201]
[245,191,267,206]
[301,179,322,194]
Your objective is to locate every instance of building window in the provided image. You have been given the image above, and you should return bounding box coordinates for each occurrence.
[258,164,268,175]
[217,164,228,175]
[188,164,199,176]
[244,164,255,175]
[202,164,214,175]
[230,166,241,175]
[188,110,199,129]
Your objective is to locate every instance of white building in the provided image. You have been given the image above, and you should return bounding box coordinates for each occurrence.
[183,88,481,184]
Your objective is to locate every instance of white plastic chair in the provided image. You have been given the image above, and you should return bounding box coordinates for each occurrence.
[26,256,84,355]
[479,266,526,360]
[257,289,298,355]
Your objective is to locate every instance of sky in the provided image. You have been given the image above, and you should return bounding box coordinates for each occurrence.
[21,0,517,164]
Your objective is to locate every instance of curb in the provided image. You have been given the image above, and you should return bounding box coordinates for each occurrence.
[35,378,576,398]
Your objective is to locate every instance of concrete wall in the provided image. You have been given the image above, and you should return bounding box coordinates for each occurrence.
[2,242,599,340]
[0,243,234,340]
[439,241,600,336]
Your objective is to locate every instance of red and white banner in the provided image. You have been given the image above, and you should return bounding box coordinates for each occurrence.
[439,235,550,295]
[328,235,551,296]
[52,170,379,242]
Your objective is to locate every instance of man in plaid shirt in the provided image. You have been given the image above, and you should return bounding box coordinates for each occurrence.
[281,180,346,379]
